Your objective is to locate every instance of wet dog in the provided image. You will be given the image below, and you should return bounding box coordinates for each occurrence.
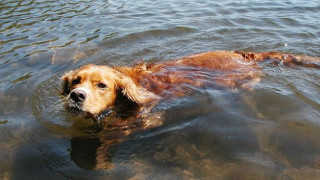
[61,51,320,121]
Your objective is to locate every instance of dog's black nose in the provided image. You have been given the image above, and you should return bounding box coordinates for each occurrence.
[70,89,87,102]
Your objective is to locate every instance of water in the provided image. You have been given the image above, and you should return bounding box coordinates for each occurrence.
[1,0,320,179]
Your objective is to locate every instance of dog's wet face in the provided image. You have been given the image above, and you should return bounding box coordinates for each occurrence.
[61,65,118,116]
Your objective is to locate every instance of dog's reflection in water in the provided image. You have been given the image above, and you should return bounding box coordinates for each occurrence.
[70,136,101,170]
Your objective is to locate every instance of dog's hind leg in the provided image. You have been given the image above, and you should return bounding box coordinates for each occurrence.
[235,51,320,68]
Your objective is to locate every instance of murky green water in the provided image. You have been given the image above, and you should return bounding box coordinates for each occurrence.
[1,0,320,179]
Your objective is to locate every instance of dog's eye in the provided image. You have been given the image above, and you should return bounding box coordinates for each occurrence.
[72,78,80,85]
[97,83,107,89]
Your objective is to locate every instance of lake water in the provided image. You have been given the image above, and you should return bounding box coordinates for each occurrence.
[1,0,320,179]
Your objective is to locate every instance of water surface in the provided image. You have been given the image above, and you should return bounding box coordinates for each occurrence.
[1,0,320,179]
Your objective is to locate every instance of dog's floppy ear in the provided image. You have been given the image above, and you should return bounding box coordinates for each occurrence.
[61,70,74,95]
[112,70,155,105]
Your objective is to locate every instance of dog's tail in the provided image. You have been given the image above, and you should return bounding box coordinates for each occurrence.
[235,51,320,68]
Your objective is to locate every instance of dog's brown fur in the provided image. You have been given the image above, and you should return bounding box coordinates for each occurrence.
[62,51,320,119]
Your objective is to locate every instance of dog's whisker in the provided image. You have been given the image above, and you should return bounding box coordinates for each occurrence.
[49,98,66,110]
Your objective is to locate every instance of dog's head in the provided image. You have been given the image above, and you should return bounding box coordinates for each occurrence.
[61,64,150,117]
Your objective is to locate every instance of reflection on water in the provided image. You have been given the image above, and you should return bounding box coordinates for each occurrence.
[1,0,320,179]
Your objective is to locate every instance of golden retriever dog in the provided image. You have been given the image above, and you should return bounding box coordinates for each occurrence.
[61,51,319,122]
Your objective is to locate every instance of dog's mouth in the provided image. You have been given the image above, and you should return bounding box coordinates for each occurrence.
[67,103,89,116]
[67,101,113,122]
[68,105,84,113]
[68,100,85,112]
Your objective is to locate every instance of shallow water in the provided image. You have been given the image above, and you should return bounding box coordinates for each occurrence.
[1,0,320,179]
